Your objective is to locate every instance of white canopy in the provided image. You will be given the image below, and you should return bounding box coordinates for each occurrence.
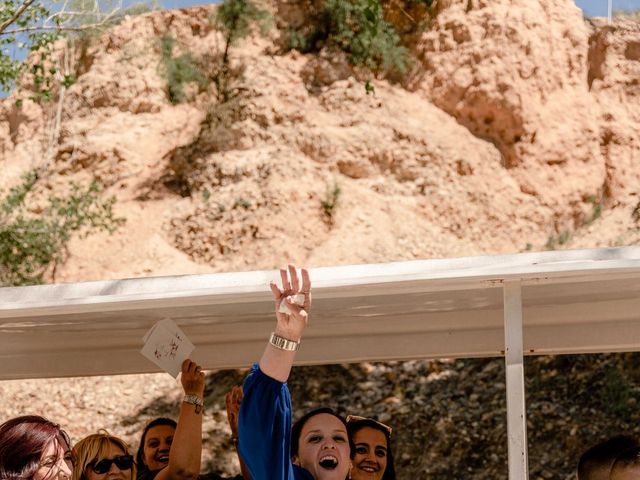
[1,246,639,380]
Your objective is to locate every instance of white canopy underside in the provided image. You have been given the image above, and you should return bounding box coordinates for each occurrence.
[1,247,639,380]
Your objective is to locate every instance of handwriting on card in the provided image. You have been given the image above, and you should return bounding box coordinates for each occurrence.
[141,318,194,378]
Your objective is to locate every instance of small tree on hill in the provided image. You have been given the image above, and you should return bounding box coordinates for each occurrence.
[162,0,271,195]
[212,0,270,101]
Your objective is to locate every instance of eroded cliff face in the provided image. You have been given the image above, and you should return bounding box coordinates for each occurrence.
[0,1,638,282]
[0,3,639,479]
[588,18,640,199]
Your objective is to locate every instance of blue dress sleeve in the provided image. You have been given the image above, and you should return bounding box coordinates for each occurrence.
[238,363,297,480]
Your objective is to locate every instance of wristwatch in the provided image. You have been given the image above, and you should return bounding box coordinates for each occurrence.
[269,332,300,351]
[183,394,204,413]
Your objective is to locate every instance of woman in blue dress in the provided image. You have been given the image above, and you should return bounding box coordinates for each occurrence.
[238,265,352,480]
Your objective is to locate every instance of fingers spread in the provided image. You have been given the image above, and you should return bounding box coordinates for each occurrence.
[280,268,291,291]
[301,268,311,293]
[270,281,282,299]
[289,264,300,291]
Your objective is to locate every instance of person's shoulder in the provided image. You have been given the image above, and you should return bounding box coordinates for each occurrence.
[293,465,315,480]
[136,470,159,480]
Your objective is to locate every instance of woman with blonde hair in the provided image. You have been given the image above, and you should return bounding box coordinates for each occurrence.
[72,432,135,480]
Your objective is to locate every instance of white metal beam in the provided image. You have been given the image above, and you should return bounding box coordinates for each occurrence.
[504,281,529,480]
[1,247,640,379]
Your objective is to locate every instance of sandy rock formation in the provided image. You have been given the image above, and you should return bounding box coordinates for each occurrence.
[588,17,640,201]
[0,2,640,479]
[417,0,609,231]
[1,1,638,284]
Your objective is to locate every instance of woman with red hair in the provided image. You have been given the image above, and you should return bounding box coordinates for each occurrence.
[0,415,73,480]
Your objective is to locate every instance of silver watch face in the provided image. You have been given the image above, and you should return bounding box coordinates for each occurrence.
[184,394,203,406]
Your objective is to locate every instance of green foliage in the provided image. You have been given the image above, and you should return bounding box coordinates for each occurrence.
[600,367,632,417]
[214,0,270,50]
[0,0,59,97]
[233,197,251,209]
[585,195,603,225]
[0,171,124,286]
[1,0,157,100]
[157,0,269,105]
[286,26,308,51]
[162,0,271,196]
[159,34,207,104]
[212,0,270,101]
[364,79,375,95]
[321,179,342,222]
[289,0,410,78]
[545,230,572,250]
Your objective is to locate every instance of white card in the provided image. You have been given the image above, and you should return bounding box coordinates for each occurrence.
[278,294,305,314]
[141,318,194,378]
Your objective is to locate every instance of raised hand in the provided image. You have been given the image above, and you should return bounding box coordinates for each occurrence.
[270,264,311,342]
[180,359,205,398]
[225,385,243,440]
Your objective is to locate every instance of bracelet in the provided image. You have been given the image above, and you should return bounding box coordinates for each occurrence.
[183,394,204,413]
[269,332,300,351]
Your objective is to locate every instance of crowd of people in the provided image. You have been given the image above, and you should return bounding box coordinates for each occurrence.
[0,265,395,480]
[0,265,636,480]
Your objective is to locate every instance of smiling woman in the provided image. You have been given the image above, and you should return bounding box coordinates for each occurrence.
[238,265,354,480]
[0,415,74,480]
[291,409,353,480]
[137,418,177,476]
[72,432,135,480]
[134,360,205,480]
[346,417,396,480]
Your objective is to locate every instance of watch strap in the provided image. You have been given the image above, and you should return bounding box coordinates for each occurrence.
[269,332,300,351]
[183,394,204,413]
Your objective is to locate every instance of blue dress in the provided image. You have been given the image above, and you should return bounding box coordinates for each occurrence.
[238,364,314,480]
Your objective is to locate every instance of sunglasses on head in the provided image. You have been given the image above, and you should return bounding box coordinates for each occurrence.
[346,415,393,436]
[90,455,134,474]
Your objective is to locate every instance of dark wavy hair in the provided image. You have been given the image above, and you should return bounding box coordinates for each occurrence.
[611,446,640,476]
[135,417,177,477]
[291,407,354,458]
[0,415,72,480]
[578,435,638,480]
[347,417,396,480]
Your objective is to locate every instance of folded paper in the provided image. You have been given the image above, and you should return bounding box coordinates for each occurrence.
[141,318,194,378]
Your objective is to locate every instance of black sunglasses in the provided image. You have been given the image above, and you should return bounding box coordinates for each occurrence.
[90,455,134,474]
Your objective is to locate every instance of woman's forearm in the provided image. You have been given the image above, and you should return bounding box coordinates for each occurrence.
[163,399,203,480]
[258,342,297,383]
[156,360,204,480]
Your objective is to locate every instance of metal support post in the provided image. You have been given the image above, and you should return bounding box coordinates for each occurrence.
[504,281,529,480]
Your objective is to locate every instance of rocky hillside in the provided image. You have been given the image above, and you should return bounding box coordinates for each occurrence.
[1,0,639,478]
